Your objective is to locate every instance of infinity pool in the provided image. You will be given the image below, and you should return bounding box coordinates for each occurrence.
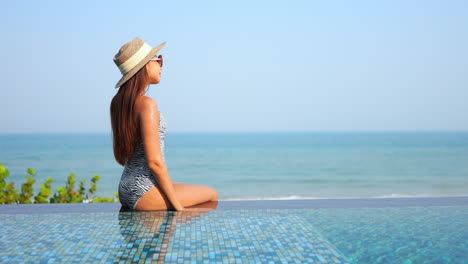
[0,198,467,263]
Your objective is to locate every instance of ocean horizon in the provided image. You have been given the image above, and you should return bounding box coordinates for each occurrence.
[1,131,467,200]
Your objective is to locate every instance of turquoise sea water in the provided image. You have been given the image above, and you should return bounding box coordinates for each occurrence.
[0,132,467,200]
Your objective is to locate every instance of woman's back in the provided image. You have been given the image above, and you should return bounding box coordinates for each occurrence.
[118,109,168,209]
[126,110,168,167]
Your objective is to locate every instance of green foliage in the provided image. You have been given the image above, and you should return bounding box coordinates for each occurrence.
[0,163,118,204]
[4,182,19,204]
[27,168,35,175]
[34,177,54,203]
[93,197,114,203]
[78,179,86,198]
[89,174,100,201]
[50,173,83,203]
[0,163,10,204]
[18,168,36,203]
[0,164,20,203]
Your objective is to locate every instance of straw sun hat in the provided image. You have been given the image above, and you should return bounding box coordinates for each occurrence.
[113,37,166,88]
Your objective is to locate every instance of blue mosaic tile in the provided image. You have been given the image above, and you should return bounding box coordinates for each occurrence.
[0,210,351,264]
[0,206,466,263]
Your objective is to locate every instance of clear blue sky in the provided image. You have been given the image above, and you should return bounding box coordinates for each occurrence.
[2,0,467,133]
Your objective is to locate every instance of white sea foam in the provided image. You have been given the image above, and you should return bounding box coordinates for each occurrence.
[374,193,431,198]
[220,195,324,201]
[219,193,466,201]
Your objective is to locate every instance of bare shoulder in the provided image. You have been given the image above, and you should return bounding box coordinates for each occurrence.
[135,96,159,114]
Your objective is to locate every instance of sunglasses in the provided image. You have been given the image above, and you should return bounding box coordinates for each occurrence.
[149,55,163,67]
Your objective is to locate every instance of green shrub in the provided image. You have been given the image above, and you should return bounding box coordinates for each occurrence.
[0,163,119,204]
[35,177,54,204]
[18,168,36,204]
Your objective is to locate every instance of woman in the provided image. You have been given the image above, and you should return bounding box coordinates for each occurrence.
[110,37,218,211]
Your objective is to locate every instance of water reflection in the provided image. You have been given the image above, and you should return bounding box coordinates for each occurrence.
[115,201,218,263]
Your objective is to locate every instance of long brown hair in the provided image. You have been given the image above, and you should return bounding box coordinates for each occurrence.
[110,65,149,166]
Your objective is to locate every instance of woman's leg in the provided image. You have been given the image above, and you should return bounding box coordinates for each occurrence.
[135,182,218,211]
[173,182,218,207]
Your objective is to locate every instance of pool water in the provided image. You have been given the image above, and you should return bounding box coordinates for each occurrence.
[306,206,467,264]
[0,206,467,263]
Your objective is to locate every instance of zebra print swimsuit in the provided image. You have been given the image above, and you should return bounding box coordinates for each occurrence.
[118,111,168,209]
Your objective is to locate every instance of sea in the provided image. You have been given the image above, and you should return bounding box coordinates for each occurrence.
[0,131,467,200]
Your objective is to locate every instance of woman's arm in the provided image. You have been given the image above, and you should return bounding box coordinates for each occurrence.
[137,97,184,211]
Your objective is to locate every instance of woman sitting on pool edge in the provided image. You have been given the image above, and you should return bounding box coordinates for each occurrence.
[110,37,218,211]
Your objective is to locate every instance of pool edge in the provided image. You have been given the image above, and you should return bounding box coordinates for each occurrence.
[0,196,467,214]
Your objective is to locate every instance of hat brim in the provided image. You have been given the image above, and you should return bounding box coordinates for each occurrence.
[114,42,167,88]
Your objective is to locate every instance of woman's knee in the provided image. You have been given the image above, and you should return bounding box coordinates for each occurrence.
[210,187,219,201]
[200,184,218,201]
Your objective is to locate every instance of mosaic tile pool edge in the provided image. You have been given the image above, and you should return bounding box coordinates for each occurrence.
[1,196,467,214]
[1,209,356,264]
